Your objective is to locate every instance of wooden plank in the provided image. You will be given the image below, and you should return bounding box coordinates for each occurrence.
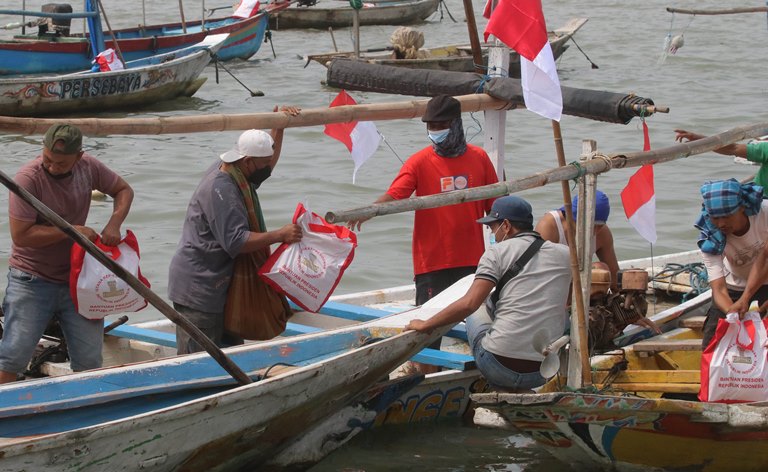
[595,383,699,394]
[632,338,702,352]
[288,300,469,341]
[679,316,706,329]
[592,370,700,384]
[107,321,474,370]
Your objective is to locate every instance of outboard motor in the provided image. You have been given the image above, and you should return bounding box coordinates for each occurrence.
[38,3,73,37]
[588,269,651,352]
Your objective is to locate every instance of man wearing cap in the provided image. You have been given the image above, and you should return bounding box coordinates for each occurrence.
[168,106,302,354]
[348,94,498,308]
[535,190,620,292]
[406,196,571,391]
[694,178,768,348]
[0,123,134,383]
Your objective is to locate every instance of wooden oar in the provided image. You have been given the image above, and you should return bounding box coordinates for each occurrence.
[0,170,252,386]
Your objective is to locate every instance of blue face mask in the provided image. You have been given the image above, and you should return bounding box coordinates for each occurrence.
[489,225,505,246]
[428,129,450,144]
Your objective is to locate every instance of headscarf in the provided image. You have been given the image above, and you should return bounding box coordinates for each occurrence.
[560,190,610,224]
[694,178,763,255]
[432,118,467,158]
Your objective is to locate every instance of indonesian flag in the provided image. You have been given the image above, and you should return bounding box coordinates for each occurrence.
[621,122,656,244]
[483,0,562,121]
[233,0,260,18]
[324,90,381,184]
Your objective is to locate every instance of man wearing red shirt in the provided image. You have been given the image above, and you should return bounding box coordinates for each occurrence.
[349,95,498,305]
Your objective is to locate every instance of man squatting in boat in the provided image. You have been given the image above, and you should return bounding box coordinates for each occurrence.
[407,196,572,392]
[0,124,134,383]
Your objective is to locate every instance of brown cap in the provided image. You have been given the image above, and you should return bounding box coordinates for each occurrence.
[421,95,461,122]
[43,124,82,154]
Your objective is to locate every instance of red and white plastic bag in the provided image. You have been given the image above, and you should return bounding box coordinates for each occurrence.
[260,203,357,312]
[93,48,124,72]
[699,311,768,403]
[233,0,260,18]
[70,230,151,319]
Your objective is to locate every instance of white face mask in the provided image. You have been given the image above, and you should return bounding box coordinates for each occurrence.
[428,129,450,144]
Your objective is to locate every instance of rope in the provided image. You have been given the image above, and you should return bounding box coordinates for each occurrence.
[568,160,586,179]
[349,0,363,9]
[212,55,264,97]
[651,262,709,301]
[379,132,405,164]
[258,362,296,380]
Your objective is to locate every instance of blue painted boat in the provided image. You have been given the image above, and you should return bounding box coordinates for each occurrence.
[0,34,227,117]
[0,1,289,76]
[0,276,470,471]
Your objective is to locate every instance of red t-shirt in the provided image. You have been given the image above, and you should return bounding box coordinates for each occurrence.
[386,144,498,275]
[9,154,121,282]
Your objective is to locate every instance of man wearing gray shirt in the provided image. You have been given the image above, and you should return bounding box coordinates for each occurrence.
[406,195,571,391]
[168,106,302,354]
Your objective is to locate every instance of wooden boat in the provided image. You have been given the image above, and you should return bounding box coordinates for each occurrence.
[0,275,468,472]
[0,2,289,76]
[32,249,701,469]
[0,34,226,117]
[304,18,588,74]
[269,0,440,30]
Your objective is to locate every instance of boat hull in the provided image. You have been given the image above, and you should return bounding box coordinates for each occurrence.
[0,45,214,116]
[0,9,278,76]
[474,391,768,472]
[270,0,439,29]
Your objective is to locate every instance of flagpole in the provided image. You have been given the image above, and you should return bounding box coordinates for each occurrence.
[551,120,592,388]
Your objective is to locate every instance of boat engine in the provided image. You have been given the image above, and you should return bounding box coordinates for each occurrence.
[588,268,650,352]
[38,3,73,37]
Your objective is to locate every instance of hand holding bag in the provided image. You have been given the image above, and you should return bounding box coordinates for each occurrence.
[69,229,150,319]
[259,203,357,312]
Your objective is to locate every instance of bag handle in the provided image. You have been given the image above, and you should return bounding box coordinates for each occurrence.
[737,318,757,350]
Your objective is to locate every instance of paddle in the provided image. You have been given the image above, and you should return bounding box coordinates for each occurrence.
[0,169,253,386]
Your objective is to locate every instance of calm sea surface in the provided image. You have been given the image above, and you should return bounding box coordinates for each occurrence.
[1,0,766,469]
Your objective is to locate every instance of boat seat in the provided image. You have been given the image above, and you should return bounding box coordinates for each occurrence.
[678,316,706,330]
[632,338,702,353]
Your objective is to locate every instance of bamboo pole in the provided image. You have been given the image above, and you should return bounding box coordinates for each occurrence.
[552,121,591,389]
[666,6,768,15]
[0,95,518,136]
[0,171,253,386]
[461,0,484,74]
[325,121,768,223]
[95,0,126,64]
[178,0,187,33]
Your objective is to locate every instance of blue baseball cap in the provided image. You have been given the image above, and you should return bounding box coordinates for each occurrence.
[477,196,533,226]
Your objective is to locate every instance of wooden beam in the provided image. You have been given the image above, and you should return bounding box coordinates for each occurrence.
[592,369,700,384]
[666,6,768,15]
[632,338,702,352]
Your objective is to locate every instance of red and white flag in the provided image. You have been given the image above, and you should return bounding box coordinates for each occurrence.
[324,90,381,184]
[233,0,260,18]
[483,0,562,121]
[621,122,656,244]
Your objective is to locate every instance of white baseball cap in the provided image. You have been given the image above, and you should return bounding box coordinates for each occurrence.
[219,129,274,163]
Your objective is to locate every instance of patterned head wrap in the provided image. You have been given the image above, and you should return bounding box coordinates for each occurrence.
[694,179,763,254]
[432,118,467,158]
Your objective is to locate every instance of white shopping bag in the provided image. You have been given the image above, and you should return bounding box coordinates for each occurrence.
[93,48,124,72]
[69,230,150,319]
[233,0,260,18]
[259,203,357,312]
[699,311,768,403]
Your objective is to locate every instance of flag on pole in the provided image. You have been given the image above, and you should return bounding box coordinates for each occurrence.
[324,90,381,184]
[483,0,562,121]
[621,121,656,244]
[233,0,260,18]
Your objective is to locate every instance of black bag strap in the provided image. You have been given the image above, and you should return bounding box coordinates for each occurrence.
[490,234,545,306]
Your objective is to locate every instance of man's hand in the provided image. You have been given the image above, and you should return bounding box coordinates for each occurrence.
[405,319,432,333]
[727,297,750,318]
[674,129,704,143]
[275,105,301,116]
[278,223,302,244]
[346,216,371,231]
[74,225,98,242]
[100,222,122,246]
